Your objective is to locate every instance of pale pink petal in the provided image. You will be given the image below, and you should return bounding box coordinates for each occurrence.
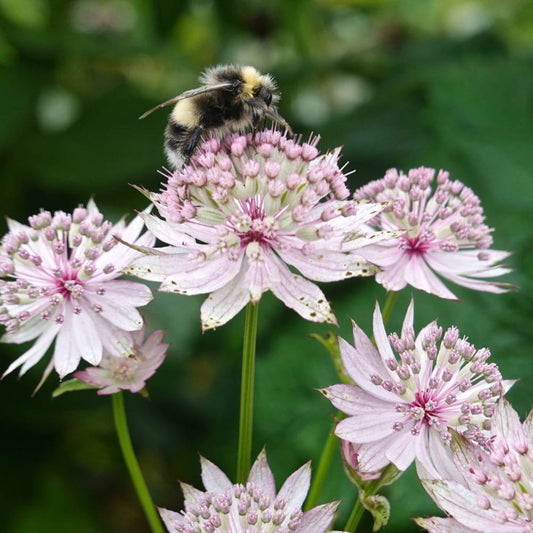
[200,456,233,493]
[352,434,400,473]
[337,336,398,402]
[372,301,397,365]
[248,448,276,499]
[265,253,336,324]
[276,461,311,516]
[180,482,205,512]
[126,248,192,281]
[277,246,375,282]
[53,315,82,378]
[404,255,458,300]
[139,211,196,247]
[384,428,416,470]
[335,410,400,443]
[297,501,339,533]
[414,516,478,532]
[421,480,519,532]
[158,507,185,532]
[321,384,393,416]
[2,322,61,377]
[426,250,511,274]
[358,242,405,268]
[435,269,513,294]
[98,280,152,307]
[160,255,244,295]
[200,267,252,331]
[491,399,524,444]
[0,306,53,344]
[401,298,415,338]
[69,307,103,366]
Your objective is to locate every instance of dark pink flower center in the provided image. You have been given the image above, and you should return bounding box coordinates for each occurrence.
[403,236,431,256]
[410,389,443,424]
[55,274,84,300]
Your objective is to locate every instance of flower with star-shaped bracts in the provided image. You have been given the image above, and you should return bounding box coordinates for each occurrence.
[321,299,511,478]
[416,399,533,532]
[126,129,397,330]
[74,325,168,395]
[350,167,513,299]
[0,200,154,379]
[159,449,346,533]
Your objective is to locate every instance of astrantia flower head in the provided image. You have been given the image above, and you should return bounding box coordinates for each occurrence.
[127,130,394,330]
[353,167,512,299]
[159,449,345,533]
[0,200,154,379]
[74,325,168,395]
[417,400,533,532]
[321,300,509,478]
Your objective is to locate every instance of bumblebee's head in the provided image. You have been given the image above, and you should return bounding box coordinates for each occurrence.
[241,66,279,106]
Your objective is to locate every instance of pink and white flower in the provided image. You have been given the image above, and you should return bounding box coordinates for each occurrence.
[126,130,395,330]
[159,449,346,533]
[0,200,154,379]
[74,325,168,395]
[416,400,533,533]
[321,300,508,478]
[351,167,512,299]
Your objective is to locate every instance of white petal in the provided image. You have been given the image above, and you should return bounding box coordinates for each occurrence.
[200,456,232,492]
[248,449,276,499]
[276,462,311,517]
[2,322,60,377]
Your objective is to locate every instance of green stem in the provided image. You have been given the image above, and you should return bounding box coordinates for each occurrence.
[236,302,259,484]
[344,497,366,532]
[381,290,399,326]
[343,480,381,533]
[304,419,338,510]
[112,392,164,533]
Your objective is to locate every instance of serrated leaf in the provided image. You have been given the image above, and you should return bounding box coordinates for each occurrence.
[52,378,98,398]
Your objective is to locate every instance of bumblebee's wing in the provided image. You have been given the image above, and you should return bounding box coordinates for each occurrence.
[139,82,234,119]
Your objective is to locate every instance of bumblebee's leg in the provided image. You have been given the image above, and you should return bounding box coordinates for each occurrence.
[182,126,205,164]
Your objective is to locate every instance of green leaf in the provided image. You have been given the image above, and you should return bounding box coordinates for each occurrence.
[52,378,98,398]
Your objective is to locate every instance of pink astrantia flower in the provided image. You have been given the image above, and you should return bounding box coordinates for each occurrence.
[416,400,533,533]
[159,449,346,533]
[0,200,154,379]
[351,167,512,299]
[74,325,168,395]
[321,300,508,478]
[126,130,395,330]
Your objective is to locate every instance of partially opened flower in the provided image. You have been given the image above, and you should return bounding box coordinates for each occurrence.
[126,130,394,330]
[352,167,512,299]
[416,400,533,532]
[74,325,168,395]
[321,300,508,478]
[0,200,154,379]
[159,449,345,533]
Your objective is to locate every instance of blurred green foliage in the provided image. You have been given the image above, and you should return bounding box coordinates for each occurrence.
[1,0,532,531]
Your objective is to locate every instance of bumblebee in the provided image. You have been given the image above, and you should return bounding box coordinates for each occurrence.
[140,64,292,168]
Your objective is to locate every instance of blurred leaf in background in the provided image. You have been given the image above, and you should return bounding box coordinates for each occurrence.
[1,0,532,531]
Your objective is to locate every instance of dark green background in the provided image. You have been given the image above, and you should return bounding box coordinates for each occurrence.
[1,1,532,531]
